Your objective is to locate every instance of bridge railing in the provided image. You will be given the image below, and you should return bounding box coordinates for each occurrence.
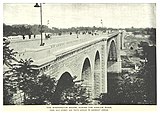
[16,36,91,60]
[107,31,119,39]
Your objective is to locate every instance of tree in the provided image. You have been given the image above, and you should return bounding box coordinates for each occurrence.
[23,74,56,105]
[137,46,156,104]
[4,56,58,105]
[3,38,18,67]
[98,74,147,104]
[59,83,91,105]
[148,28,156,45]
[3,38,18,104]
[10,58,39,104]
[3,23,12,37]
[3,70,17,105]
[4,58,57,105]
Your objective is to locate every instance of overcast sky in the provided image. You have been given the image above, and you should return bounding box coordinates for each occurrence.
[3,3,156,28]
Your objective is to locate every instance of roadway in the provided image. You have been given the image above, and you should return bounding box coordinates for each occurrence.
[10,33,109,53]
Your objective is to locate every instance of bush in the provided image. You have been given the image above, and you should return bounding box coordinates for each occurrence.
[59,84,91,105]
[98,74,148,104]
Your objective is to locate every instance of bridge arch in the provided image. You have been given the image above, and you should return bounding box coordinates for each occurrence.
[56,72,74,90]
[107,39,118,62]
[124,34,130,39]
[57,65,74,80]
[81,57,92,88]
[107,39,120,94]
[54,71,74,104]
[94,50,101,98]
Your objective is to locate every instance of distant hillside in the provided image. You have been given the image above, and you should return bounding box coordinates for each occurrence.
[3,23,54,37]
[3,23,109,37]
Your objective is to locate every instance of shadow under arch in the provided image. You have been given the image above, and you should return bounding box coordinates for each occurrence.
[53,72,74,104]
[94,51,101,98]
[81,57,92,86]
[107,40,119,94]
[107,40,117,64]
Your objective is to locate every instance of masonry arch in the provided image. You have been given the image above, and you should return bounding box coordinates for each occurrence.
[81,57,92,88]
[54,72,74,104]
[56,72,74,91]
[124,35,130,39]
[57,65,74,80]
[94,51,101,98]
[107,39,119,94]
[107,40,117,63]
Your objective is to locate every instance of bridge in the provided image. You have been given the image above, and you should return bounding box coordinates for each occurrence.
[10,31,126,103]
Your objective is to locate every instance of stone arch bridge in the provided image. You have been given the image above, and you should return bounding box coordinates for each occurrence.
[15,31,125,102]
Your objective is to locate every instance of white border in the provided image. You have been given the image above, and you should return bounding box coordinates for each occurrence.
[0,0,159,114]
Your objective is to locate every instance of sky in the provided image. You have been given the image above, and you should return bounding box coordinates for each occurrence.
[3,3,156,28]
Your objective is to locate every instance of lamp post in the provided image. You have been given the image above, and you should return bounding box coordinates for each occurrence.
[34,3,44,46]
[76,29,79,38]
[101,19,103,28]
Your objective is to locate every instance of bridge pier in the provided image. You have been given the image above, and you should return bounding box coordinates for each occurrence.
[101,42,108,94]
[106,32,122,98]
[120,31,126,49]
[107,58,122,73]
[93,70,101,97]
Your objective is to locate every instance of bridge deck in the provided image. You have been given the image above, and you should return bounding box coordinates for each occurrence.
[9,32,119,67]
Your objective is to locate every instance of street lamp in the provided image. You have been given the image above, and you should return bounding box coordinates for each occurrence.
[101,19,103,28]
[76,29,79,38]
[34,3,44,46]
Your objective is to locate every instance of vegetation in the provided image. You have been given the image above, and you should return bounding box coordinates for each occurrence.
[3,24,32,37]
[3,23,109,37]
[98,74,147,104]
[3,23,50,37]
[21,74,56,105]
[3,38,18,104]
[125,27,155,35]
[3,38,18,67]
[59,83,91,105]
[137,45,156,104]
[3,71,17,105]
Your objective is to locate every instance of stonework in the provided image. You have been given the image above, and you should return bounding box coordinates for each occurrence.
[35,32,123,99]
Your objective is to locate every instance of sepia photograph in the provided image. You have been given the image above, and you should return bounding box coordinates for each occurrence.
[2,1,157,111]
